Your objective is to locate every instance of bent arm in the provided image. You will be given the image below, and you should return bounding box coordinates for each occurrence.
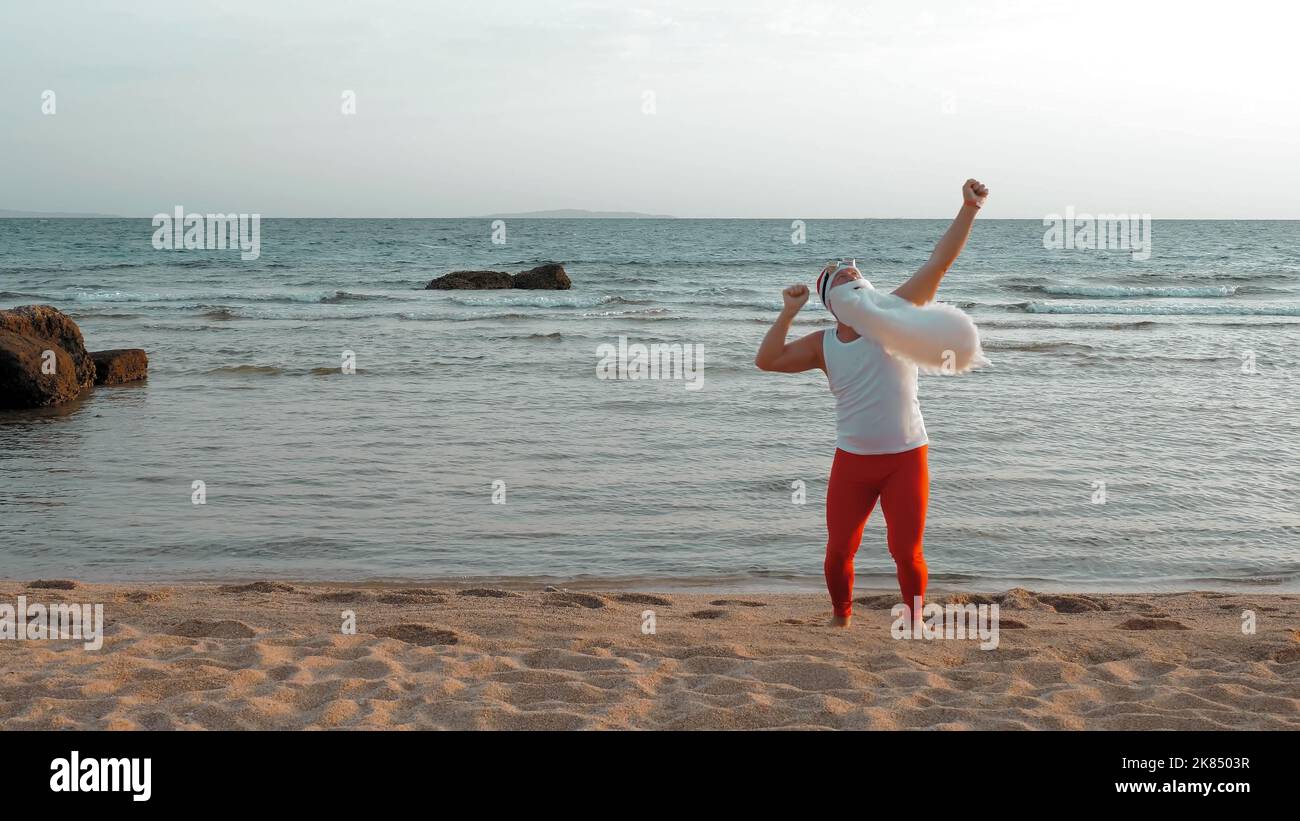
[755,315,823,373]
[892,203,980,306]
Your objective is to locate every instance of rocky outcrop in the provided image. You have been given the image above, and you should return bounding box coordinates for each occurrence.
[424,263,571,290]
[0,329,83,408]
[0,304,96,387]
[425,270,515,290]
[510,263,571,290]
[0,305,148,409]
[90,349,149,385]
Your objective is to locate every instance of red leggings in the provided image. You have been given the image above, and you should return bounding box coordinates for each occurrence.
[825,445,929,618]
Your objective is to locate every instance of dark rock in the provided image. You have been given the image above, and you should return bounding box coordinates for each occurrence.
[425,270,515,290]
[90,348,149,385]
[511,263,571,290]
[424,263,570,290]
[0,331,81,408]
[0,305,96,387]
[0,305,98,408]
[0,306,148,408]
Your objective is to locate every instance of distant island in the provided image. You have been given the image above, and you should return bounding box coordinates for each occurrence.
[478,209,675,219]
[0,208,121,218]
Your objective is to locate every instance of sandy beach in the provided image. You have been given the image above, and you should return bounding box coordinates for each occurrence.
[1,579,1296,730]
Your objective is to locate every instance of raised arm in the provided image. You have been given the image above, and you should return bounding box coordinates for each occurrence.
[892,178,989,306]
[755,283,825,373]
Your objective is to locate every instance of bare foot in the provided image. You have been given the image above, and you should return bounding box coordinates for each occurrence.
[828,614,852,628]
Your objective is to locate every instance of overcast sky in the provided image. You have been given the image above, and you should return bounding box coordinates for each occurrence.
[2,0,1296,218]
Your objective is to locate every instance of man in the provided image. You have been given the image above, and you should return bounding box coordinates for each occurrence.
[755,178,989,627]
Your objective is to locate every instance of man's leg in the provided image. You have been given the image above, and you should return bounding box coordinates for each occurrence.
[879,445,930,624]
[824,449,880,625]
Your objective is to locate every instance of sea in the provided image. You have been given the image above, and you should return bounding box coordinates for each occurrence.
[1,218,1297,592]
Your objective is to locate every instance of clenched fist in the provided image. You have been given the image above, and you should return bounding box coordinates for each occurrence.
[782,283,810,312]
[962,178,989,209]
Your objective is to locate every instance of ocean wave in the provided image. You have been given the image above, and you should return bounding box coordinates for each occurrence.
[55,289,415,305]
[579,307,672,318]
[441,293,656,309]
[1211,320,1300,328]
[501,258,809,268]
[981,340,1097,354]
[309,366,369,375]
[198,306,241,320]
[978,319,1159,330]
[208,364,284,376]
[601,295,654,305]
[1023,302,1300,316]
[1106,353,1241,364]
[489,332,564,341]
[318,290,405,304]
[1037,284,1237,298]
[398,310,583,322]
[64,310,144,320]
[983,342,1239,364]
[740,316,836,326]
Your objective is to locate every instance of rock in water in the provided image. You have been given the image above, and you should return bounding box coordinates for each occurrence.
[511,263,571,290]
[90,349,149,385]
[424,270,516,290]
[0,305,97,409]
[0,330,80,408]
[424,263,570,290]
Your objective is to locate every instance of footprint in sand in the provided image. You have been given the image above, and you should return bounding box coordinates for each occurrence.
[311,590,373,603]
[1272,647,1300,664]
[613,593,672,607]
[944,593,999,606]
[169,619,257,639]
[121,590,171,603]
[998,588,1057,611]
[373,623,459,646]
[1117,617,1189,631]
[457,588,521,599]
[709,599,766,607]
[28,579,79,590]
[853,595,901,610]
[689,609,728,619]
[1038,594,1108,613]
[544,592,607,609]
[218,582,298,594]
[377,589,448,605]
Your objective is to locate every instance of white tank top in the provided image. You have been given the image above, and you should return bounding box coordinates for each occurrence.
[823,328,928,455]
